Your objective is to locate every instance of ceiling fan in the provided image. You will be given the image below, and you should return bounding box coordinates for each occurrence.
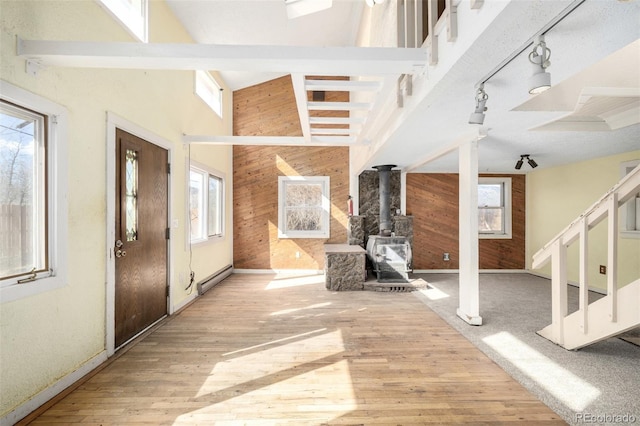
[284,0,333,19]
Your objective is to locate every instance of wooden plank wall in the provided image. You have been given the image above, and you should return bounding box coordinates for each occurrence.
[233,146,349,269]
[406,173,525,270]
[233,75,350,270]
[233,75,302,136]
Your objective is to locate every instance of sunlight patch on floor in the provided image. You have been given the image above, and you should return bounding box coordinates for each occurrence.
[222,328,328,357]
[417,285,450,300]
[482,331,600,411]
[266,274,325,289]
[195,329,346,398]
[175,359,356,424]
[270,302,332,316]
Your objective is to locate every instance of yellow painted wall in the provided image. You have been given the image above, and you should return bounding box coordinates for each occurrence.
[0,0,232,418]
[527,150,640,290]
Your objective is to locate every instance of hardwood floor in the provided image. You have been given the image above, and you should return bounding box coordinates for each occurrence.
[28,273,565,425]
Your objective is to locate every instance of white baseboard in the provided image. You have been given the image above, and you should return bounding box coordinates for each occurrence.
[1,351,108,426]
[234,269,323,275]
[172,292,198,314]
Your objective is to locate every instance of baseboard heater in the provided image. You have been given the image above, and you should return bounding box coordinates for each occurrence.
[197,264,233,295]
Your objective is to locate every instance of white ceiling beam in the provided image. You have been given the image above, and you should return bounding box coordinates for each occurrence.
[183,135,359,146]
[404,128,487,173]
[310,128,357,135]
[308,101,372,111]
[304,80,382,92]
[17,38,427,75]
[290,73,311,142]
[309,116,365,125]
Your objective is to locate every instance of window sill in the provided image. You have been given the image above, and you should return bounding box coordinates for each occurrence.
[278,232,330,239]
[479,233,512,240]
[621,231,640,239]
[190,235,226,247]
[1,274,66,304]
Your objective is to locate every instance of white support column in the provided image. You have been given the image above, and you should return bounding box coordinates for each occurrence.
[349,151,360,216]
[579,217,589,334]
[608,193,618,322]
[401,171,407,215]
[457,138,482,326]
[551,240,568,345]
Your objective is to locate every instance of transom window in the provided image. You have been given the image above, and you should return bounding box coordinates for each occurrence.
[189,162,224,244]
[478,177,512,239]
[98,0,148,42]
[195,71,223,118]
[278,176,330,239]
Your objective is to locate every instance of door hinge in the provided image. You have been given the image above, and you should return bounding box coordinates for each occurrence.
[166,227,170,240]
[167,163,171,174]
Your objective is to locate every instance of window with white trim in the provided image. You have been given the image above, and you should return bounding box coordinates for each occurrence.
[478,177,512,239]
[195,71,223,118]
[97,0,148,42]
[0,81,68,303]
[278,176,330,239]
[189,162,224,244]
[620,159,640,239]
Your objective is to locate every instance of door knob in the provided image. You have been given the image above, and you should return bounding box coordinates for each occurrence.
[115,239,123,248]
[115,249,127,258]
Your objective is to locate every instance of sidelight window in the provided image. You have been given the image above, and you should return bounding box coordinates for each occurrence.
[0,81,68,302]
[189,162,224,244]
[278,176,330,239]
[478,177,512,239]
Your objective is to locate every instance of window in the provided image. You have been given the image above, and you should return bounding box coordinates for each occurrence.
[278,176,330,239]
[98,0,148,42]
[478,177,512,239]
[620,160,640,239]
[0,81,67,303]
[189,162,224,244]
[195,71,223,118]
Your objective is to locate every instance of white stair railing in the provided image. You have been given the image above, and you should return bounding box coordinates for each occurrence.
[532,164,640,349]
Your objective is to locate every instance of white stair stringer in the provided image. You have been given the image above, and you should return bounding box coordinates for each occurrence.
[538,278,640,350]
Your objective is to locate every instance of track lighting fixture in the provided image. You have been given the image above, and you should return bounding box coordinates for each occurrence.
[365,0,385,6]
[528,35,552,94]
[515,154,538,170]
[468,84,488,125]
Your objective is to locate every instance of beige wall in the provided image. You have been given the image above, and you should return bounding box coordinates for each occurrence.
[527,150,640,291]
[0,0,232,418]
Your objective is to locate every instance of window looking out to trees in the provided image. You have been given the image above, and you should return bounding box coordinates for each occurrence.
[478,177,512,239]
[278,176,330,239]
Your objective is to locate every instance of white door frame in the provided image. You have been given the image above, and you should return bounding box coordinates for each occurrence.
[105,112,174,357]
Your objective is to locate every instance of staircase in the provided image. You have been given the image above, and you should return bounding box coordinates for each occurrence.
[532,164,640,350]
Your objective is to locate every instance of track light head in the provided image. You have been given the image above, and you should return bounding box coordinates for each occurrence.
[528,35,552,94]
[469,85,488,125]
[516,154,538,170]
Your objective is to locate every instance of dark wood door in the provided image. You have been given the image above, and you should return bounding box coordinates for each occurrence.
[115,129,168,348]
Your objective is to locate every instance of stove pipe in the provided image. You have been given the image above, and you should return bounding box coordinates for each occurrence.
[373,164,396,236]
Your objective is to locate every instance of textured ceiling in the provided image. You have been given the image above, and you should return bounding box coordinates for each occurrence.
[165,0,640,173]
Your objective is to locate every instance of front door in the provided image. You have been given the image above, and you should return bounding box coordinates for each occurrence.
[114,128,169,348]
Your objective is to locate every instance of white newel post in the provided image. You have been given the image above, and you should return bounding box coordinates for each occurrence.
[457,138,482,325]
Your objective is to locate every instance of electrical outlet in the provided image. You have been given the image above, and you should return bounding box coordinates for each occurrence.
[443,252,450,261]
[295,251,301,259]
[599,265,606,275]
